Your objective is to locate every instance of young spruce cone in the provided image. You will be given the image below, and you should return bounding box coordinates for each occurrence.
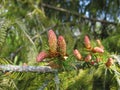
[73,49,82,60]
[84,35,91,49]
[58,36,66,57]
[92,47,104,53]
[36,51,48,62]
[105,58,114,67]
[48,30,57,54]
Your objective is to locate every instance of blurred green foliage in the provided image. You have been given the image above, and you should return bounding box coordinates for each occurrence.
[0,0,120,90]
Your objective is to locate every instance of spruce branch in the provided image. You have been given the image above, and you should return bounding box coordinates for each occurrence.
[0,65,55,73]
[42,3,117,25]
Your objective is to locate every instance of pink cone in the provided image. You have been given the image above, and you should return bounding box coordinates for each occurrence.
[92,47,104,53]
[58,36,66,56]
[84,35,91,49]
[73,49,82,60]
[48,30,57,54]
[84,54,92,62]
[105,58,114,67]
[36,51,48,62]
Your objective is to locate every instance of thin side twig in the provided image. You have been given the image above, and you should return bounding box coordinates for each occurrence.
[0,65,55,73]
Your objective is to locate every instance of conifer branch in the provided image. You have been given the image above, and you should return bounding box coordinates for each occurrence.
[0,65,55,73]
[42,3,117,25]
